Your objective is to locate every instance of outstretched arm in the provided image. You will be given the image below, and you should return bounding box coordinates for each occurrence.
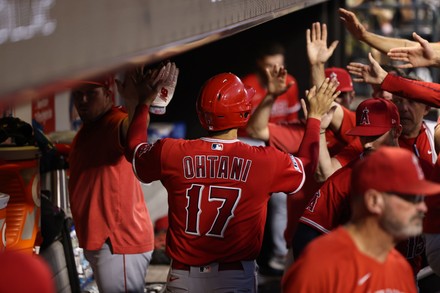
[348,53,440,107]
[388,32,440,68]
[246,64,292,141]
[121,62,179,162]
[339,8,418,54]
[297,78,339,176]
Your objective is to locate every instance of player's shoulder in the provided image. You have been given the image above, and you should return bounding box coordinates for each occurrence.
[304,228,353,259]
[324,162,355,185]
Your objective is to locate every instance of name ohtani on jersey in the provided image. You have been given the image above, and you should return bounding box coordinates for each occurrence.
[182,155,252,182]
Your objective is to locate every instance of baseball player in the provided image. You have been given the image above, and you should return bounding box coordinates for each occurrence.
[68,72,159,292]
[293,98,402,258]
[239,42,302,275]
[283,146,440,292]
[241,41,301,125]
[123,64,339,292]
[301,63,437,273]
[245,24,358,254]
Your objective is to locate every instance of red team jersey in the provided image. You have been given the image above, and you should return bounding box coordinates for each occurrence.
[267,106,356,244]
[300,127,435,273]
[299,157,359,233]
[126,103,316,265]
[268,106,356,155]
[242,73,301,123]
[69,107,154,254]
[282,227,417,293]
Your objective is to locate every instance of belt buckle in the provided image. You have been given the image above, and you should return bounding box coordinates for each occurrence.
[199,265,212,273]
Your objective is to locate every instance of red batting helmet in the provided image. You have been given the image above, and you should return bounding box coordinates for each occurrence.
[197,73,255,131]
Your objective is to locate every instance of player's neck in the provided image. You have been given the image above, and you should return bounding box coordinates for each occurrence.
[344,221,395,263]
[210,128,238,140]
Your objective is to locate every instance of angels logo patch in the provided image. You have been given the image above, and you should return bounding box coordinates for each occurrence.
[306,190,321,212]
[359,107,370,125]
[329,71,338,83]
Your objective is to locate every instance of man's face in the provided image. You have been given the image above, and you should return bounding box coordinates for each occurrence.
[257,54,285,73]
[392,96,429,138]
[360,129,399,155]
[379,192,427,240]
[335,91,354,109]
[72,84,112,123]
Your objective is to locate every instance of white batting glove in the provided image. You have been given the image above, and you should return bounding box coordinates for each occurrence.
[150,62,179,114]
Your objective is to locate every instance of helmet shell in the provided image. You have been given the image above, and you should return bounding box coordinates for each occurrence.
[197,73,255,131]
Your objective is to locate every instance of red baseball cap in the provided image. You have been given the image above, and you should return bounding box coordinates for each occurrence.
[351,146,440,196]
[346,98,400,137]
[325,67,353,92]
[76,75,114,88]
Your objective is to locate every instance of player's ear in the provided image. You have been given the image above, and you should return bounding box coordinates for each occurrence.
[363,189,385,215]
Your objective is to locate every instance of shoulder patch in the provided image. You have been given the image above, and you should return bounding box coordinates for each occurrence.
[289,155,302,173]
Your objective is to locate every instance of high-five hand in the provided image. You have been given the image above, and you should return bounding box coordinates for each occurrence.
[347,53,387,85]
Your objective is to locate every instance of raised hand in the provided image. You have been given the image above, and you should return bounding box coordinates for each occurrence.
[301,98,337,130]
[347,53,387,85]
[306,22,339,66]
[148,62,179,112]
[265,64,292,97]
[306,78,340,120]
[388,32,439,68]
[117,62,179,107]
[339,8,367,41]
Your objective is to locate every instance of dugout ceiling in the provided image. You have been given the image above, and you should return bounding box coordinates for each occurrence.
[0,0,328,106]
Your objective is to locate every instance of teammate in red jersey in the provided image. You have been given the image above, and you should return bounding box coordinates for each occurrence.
[241,41,301,128]
[68,74,157,292]
[239,42,302,274]
[293,98,401,256]
[283,146,440,293]
[245,24,358,259]
[123,63,338,292]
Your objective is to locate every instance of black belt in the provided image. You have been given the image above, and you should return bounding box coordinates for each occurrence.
[171,259,244,271]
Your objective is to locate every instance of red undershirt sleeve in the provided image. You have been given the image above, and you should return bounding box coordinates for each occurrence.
[381,73,440,107]
[296,117,320,176]
[125,104,149,162]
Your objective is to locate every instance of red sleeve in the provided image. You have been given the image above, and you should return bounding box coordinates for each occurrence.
[268,122,305,153]
[125,104,149,162]
[296,118,320,177]
[381,73,440,107]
